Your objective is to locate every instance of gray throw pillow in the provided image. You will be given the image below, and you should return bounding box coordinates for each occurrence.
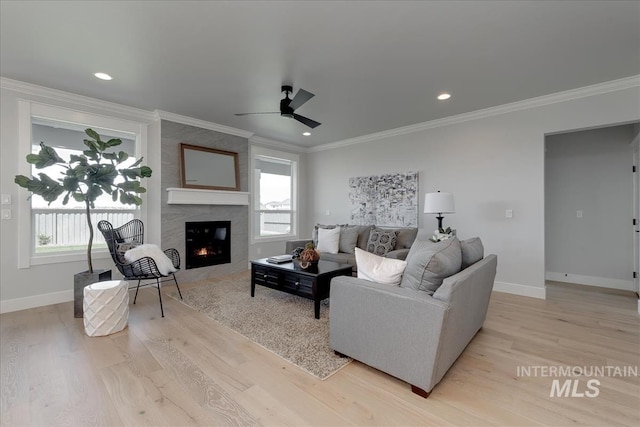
[400,237,462,295]
[339,226,360,254]
[461,237,484,269]
[366,228,399,256]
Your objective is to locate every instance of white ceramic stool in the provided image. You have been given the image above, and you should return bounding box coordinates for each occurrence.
[83,280,129,337]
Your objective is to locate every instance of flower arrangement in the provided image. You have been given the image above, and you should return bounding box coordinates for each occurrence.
[292,242,320,269]
[430,227,454,243]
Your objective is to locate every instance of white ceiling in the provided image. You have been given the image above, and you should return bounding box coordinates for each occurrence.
[1,1,639,147]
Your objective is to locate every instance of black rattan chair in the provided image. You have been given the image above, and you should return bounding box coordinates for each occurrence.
[98,219,182,317]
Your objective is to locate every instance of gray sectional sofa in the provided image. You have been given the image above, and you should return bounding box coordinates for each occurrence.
[329,233,497,398]
[285,224,418,273]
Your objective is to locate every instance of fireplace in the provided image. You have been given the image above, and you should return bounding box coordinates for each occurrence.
[185,221,231,269]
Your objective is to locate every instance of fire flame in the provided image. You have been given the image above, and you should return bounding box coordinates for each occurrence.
[196,248,208,256]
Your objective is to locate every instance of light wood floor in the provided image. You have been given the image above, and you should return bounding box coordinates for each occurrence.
[1,274,639,427]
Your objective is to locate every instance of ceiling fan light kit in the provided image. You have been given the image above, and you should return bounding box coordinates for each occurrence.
[235,85,321,129]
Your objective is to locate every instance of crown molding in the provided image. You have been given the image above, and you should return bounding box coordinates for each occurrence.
[248,135,309,153]
[309,75,640,153]
[154,110,254,139]
[0,77,157,122]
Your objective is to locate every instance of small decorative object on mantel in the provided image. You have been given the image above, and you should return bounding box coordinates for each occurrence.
[292,242,320,270]
[430,227,455,243]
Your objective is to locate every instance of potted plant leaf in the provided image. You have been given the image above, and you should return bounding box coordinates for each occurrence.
[15,128,152,317]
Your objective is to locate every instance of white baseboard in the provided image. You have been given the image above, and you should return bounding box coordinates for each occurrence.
[0,290,73,314]
[493,281,546,299]
[545,272,634,291]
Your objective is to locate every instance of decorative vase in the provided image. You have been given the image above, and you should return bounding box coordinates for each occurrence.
[293,258,319,271]
[74,269,112,318]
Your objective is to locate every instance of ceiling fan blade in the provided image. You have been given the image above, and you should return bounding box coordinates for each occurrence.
[234,112,280,116]
[288,89,315,111]
[293,113,321,129]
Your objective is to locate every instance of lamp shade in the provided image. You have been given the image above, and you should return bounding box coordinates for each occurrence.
[424,192,455,214]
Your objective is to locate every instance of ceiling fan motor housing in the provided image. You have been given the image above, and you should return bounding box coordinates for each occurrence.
[280,86,294,117]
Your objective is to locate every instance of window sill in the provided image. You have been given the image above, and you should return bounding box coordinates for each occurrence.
[28,250,111,267]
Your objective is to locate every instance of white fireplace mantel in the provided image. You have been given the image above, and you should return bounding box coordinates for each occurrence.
[166,188,250,205]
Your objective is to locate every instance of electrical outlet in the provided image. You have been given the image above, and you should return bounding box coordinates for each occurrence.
[325,210,331,216]
[577,210,583,218]
[505,209,513,218]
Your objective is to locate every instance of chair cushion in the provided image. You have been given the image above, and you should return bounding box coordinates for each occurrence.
[366,228,399,256]
[124,244,177,276]
[355,248,407,286]
[400,237,462,295]
[461,237,484,269]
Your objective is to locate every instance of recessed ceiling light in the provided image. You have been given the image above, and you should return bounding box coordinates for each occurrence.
[303,132,311,136]
[437,93,451,101]
[94,72,112,81]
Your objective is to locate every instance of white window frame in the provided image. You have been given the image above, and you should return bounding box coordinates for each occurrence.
[250,145,299,243]
[17,100,148,268]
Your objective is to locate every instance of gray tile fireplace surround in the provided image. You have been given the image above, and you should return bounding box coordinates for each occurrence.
[161,120,249,283]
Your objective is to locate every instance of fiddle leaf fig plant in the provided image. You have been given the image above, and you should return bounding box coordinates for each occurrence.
[15,128,152,273]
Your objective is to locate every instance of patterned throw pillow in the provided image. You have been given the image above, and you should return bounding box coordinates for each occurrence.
[116,241,138,263]
[366,228,399,256]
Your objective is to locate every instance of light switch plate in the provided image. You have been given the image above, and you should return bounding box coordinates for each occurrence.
[505,209,513,218]
[1,194,11,205]
[1,209,11,220]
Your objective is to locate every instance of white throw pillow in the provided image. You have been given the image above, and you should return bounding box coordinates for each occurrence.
[317,226,340,254]
[355,247,407,286]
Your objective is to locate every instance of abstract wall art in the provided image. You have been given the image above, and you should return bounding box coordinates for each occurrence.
[348,171,418,227]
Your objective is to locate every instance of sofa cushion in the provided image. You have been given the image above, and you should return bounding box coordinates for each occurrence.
[339,226,360,254]
[377,226,418,249]
[317,226,340,254]
[400,237,462,295]
[367,228,399,256]
[461,237,484,269]
[355,248,407,286]
[320,252,356,268]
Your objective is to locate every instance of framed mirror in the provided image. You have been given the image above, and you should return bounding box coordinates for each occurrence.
[180,143,240,191]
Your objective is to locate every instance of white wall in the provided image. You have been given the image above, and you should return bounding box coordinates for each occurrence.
[545,125,636,290]
[306,85,640,299]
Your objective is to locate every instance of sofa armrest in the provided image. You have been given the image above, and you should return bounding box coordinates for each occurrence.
[430,254,497,384]
[329,276,449,392]
[385,248,410,260]
[285,239,312,254]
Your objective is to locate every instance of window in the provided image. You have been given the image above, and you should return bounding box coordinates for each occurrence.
[17,101,148,268]
[30,120,138,255]
[251,147,298,240]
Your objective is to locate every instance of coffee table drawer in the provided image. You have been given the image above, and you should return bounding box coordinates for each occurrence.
[282,273,313,295]
[253,265,280,287]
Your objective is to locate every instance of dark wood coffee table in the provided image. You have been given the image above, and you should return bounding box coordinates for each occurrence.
[250,258,353,319]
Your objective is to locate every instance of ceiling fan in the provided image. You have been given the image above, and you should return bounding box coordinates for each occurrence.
[235,85,321,129]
